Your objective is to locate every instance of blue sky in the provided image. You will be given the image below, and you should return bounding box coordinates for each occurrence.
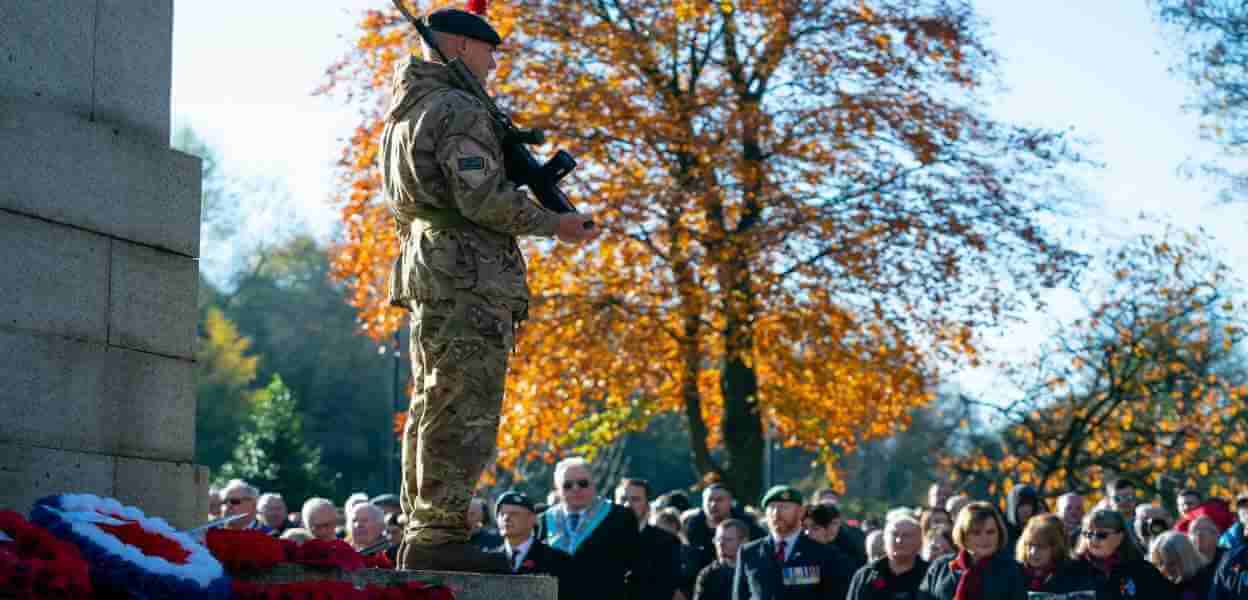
[172,1,1246,386]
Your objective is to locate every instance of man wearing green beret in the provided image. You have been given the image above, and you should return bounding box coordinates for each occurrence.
[732,486,855,600]
[382,5,598,573]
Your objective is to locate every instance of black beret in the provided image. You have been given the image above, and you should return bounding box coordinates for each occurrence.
[495,490,536,514]
[427,9,502,47]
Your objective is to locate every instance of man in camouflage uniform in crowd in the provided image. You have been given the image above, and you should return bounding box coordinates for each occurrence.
[381,8,597,572]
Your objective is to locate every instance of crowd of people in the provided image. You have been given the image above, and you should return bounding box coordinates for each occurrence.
[206,462,1248,600]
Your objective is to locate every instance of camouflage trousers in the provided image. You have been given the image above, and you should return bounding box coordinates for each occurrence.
[400,292,514,547]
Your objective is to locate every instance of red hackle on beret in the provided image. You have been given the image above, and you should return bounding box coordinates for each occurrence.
[466,0,487,15]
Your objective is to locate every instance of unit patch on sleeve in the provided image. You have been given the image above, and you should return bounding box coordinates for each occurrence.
[458,156,486,171]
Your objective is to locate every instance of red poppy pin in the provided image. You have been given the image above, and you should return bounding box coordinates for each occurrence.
[871,578,887,590]
[522,559,536,569]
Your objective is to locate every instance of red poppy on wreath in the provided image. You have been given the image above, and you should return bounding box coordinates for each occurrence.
[0,510,92,598]
[287,538,367,571]
[204,528,288,573]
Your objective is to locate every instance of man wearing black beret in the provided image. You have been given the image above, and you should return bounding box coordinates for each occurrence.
[733,486,855,600]
[492,491,573,591]
[384,0,597,573]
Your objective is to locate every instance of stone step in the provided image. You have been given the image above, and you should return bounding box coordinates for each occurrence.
[235,564,557,599]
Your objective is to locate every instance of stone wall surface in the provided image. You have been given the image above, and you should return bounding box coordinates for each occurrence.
[0,1,204,530]
[238,565,559,600]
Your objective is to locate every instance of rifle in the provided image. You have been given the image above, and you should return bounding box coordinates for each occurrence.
[392,0,587,222]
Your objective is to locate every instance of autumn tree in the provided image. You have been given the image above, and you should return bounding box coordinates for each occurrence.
[322,0,1087,501]
[196,307,261,469]
[944,229,1248,505]
[1153,0,1248,200]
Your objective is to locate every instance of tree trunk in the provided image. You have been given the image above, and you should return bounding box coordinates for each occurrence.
[720,330,765,503]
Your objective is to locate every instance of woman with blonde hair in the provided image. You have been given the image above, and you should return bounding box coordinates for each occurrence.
[918,501,1026,600]
[1149,531,1210,599]
[1016,513,1097,594]
[1070,508,1169,600]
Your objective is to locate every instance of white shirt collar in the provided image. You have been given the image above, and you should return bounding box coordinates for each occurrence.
[505,533,535,568]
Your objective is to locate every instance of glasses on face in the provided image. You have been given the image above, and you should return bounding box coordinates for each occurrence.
[562,479,591,491]
[1083,529,1119,541]
[222,498,248,506]
[1111,495,1133,503]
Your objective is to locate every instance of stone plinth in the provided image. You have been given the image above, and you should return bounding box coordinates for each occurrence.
[236,565,558,600]
[0,1,205,529]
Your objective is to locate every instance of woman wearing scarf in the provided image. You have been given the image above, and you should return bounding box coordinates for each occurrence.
[1016,513,1097,595]
[918,501,1026,600]
[1069,508,1170,600]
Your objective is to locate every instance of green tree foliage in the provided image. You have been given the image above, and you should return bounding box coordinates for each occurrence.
[210,235,406,500]
[217,375,333,502]
[195,307,260,469]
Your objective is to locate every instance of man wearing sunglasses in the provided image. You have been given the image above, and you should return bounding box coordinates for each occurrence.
[221,479,271,534]
[539,457,641,600]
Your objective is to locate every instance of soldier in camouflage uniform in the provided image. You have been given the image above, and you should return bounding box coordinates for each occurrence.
[380,8,597,572]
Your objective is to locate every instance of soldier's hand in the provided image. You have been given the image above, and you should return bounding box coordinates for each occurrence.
[555,213,598,243]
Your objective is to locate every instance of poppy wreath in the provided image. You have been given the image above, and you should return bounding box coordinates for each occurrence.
[204,529,389,572]
[0,510,93,598]
[29,494,230,599]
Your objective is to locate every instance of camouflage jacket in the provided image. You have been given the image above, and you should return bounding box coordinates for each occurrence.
[380,56,560,314]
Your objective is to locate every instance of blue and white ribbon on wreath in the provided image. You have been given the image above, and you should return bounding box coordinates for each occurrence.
[30,493,230,599]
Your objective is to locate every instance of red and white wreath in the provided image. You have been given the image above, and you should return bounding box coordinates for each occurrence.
[31,494,229,598]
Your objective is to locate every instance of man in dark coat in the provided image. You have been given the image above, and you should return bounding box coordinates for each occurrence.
[804,503,866,571]
[538,457,641,600]
[492,491,572,576]
[615,478,684,600]
[687,484,767,574]
[468,497,504,550]
[733,486,855,600]
[694,519,748,600]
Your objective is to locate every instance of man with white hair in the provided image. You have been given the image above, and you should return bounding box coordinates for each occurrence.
[345,492,370,513]
[538,456,640,600]
[846,516,927,599]
[302,497,338,542]
[220,479,269,532]
[257,493,289,535]
[349,502,387,552]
